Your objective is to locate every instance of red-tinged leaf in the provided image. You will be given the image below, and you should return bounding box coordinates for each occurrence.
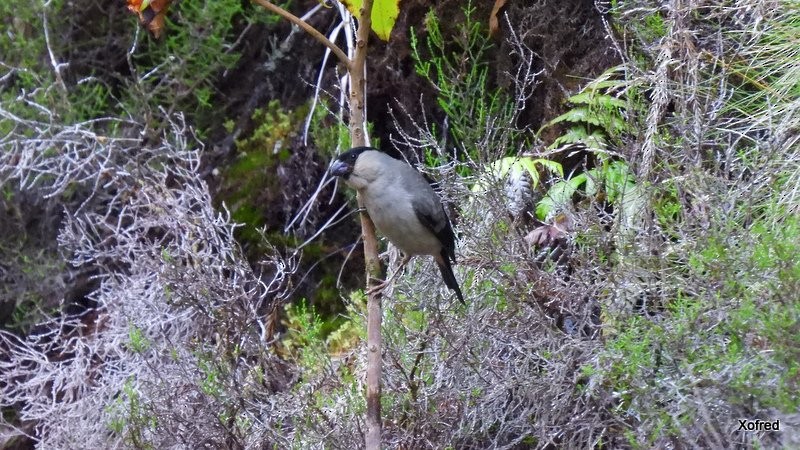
[126,0,173,38]
[126,0,143,13]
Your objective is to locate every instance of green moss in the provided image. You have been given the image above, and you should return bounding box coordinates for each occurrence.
[217,100,307,252]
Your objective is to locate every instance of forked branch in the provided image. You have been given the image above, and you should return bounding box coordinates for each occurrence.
[251,0,351,69]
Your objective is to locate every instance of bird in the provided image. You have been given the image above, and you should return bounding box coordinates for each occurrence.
[329,146,465,304]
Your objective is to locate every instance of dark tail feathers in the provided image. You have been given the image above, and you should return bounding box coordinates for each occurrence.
[437,251,465,304]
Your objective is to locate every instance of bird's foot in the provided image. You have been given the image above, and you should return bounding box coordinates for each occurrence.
[365,279,391,296]
[364,256,410,297]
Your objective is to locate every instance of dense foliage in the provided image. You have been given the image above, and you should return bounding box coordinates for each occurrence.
[1,0,798,448]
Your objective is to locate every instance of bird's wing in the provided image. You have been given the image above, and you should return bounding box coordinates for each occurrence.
[412,199,457,264]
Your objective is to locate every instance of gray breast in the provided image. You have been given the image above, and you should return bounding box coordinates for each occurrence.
[364,176,441,256]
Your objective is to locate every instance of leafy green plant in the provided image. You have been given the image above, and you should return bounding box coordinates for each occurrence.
[410,2,517,160]
[282,300,325,375]
[196,353,225,399]
[339,0,400,41]
[307,99,379,155]
[3,3,122,124]
[217,100,307,248]
[105,378,158,449]
[535,159,638,221]
[471,156,563,195]
[0,0,255,126]
[540,66,631,151]
[595,209,800,446]
[308,100,353,153]
[532,65,645,228]
[127,324,151,353]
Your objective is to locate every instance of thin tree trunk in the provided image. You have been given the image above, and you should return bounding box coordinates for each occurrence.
[252,1,382,447]
[347,2,382,449]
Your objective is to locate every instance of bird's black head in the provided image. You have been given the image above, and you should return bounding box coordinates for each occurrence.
[329,146,375,178]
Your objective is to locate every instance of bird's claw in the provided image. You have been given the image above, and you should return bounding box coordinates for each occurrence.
[365,257,408,296]
[365,279,389,296]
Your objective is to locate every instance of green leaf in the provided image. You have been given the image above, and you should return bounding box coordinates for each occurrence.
[370,0,400,40]
[341,0,400,41]
[535,160,643,229]
[519,158,564,179]
[550,127,608,150]
[340,0,362,17]
[471,156,562,193]
[568,92,626,109]
[536,174,587,220]
[547,107,593,126]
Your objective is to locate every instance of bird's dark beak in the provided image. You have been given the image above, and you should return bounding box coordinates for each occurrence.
[329,159,351,178]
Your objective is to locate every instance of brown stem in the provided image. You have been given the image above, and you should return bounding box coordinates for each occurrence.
[251,0,351,69]
[346,2,382,449]
[347,3,372,148]
[254,0,381,446]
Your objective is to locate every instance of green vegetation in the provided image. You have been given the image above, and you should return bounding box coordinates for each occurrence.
[583,2,800,445]
[0,1,63,122]
[307,100,353,154]
[219,100,307,249]
[1,0,798,448]
[411,2,519,164]
[598,215,800,440]
[128,0,248,127]
[105,378,158,449]
[539,66,632,152]
[1,0,259,130]
[127,324,151,353]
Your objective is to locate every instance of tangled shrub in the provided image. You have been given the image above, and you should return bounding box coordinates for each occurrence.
[0,104,296,447]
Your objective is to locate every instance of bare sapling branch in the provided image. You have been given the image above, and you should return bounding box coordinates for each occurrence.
[251,0,384,448]
[344,1,383,449]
